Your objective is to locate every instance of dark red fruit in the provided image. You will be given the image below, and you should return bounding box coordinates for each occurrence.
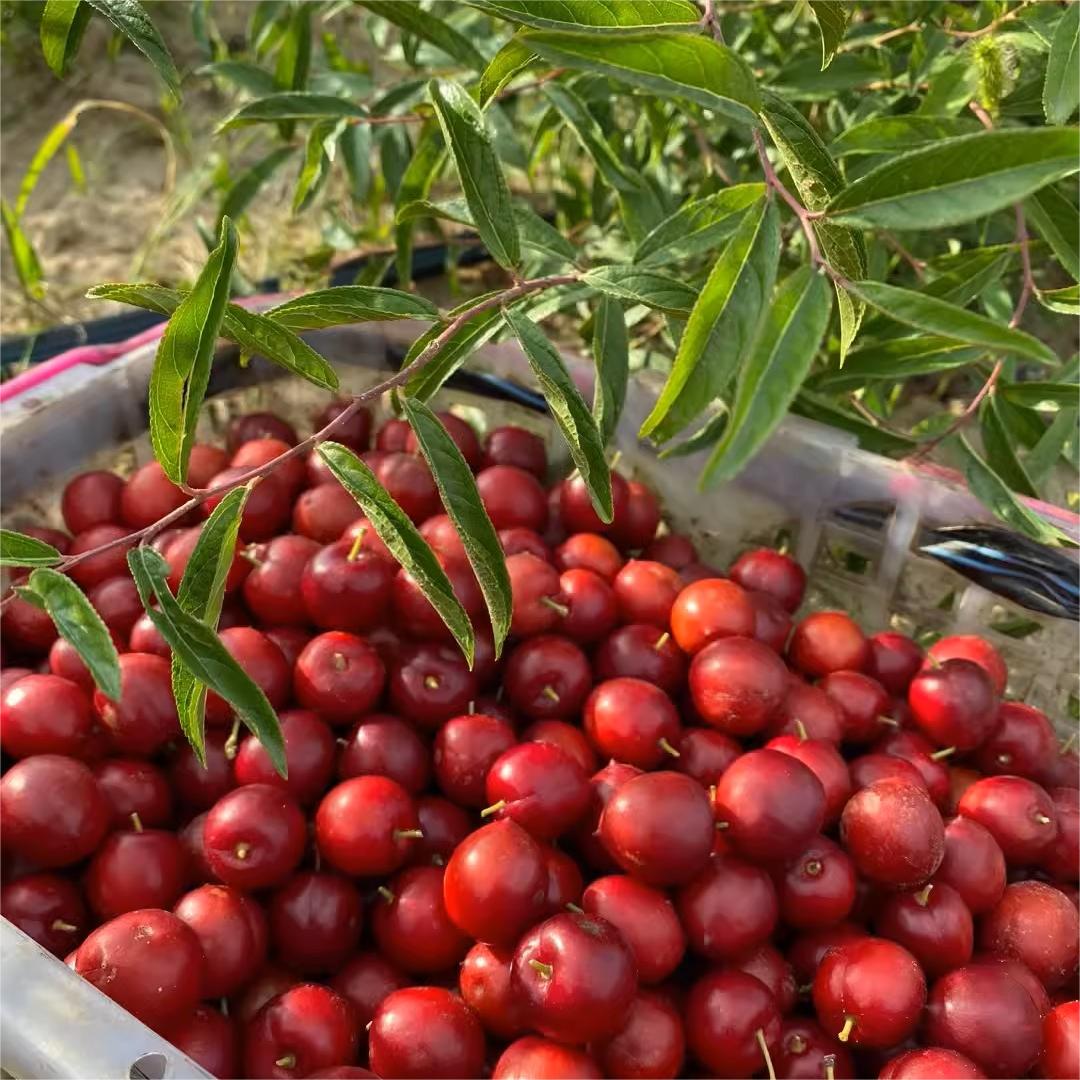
[866,632,924,696]
[174,883,267,997]
[460,942,525,1039]
[314,400,372,451]
[976,701,1057,780]
[85,825,187,920]
[292,482,365,544]
[433,713,516,807]
[167,731,233,811]
[729,548,806,613]
[269,871,363,974]
[120,461,187,528]
[61,470,124,534]
[93,652,179,757]
[933,815,1007,915]
[375,418,410,452]
[388,641,477,729]
[554,532,624,581]
[205,626,289,726]
[850,752,928,793]
[477,465,548,531]
[523,719,596,775]
[373,452,441,523]
[1,593,59,654]
[230,437,306,492]
[482,424,547,478]
[329,951,409,1028]
[820,670,892,744]
[774,1018,855,1080]
[1042,786,1079,882]
[412,794,472,866]
[493,1037,602,1079]
[294,631,386,725]
[787,922,869,985]
[778,835,857,929]
[724,941,797,1015]
[878,1048,987,1079]
[674,727,740,786]
[499,526,550,561]
[598,989,684,1080]
[583,677,681,770]
[766,733,852,826]
[689,635,789,737]
[748,588,793,652]
[203,468,292,541]
[926,634,1007,694]
[242,534,321,625]
[163,527,249,597]
[555,568,617,643]
[316,775,420,877]
[958,775,1058,864]
[594,624,686,693]
[874,881,974,978]
[558,471,629,536]
[506,552,565,637]
[788,611,869,678]
[235,709,336,805]
[484,742,590,839]
[909,658,998,750]
[372,864,469,974]
[643,532,697,570]
[684,969,781,1077]
[187,444,230,487]
[543,840,584,914]
[0,673,95,759]
[66,524,132,590]
[162,1005,239,1080]
[768,680,845,743]
[611,481,661,551]
[227,412,297,450]
[1,873,88,956]
[128,612,169,658]
[503,634,590,721]
[264,626,311,670]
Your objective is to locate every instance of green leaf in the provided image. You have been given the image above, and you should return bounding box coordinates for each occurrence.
[217,92,366,131]
[504,306,613,520]
[1038,284,1080,315]
[702,266,833,486]
[16,111,77,217]
[830,115,982,156]
[40,0,91,77]
[808,1,850,70]
[792,390,917,456]
[401,399,511,656]
[393,120,446,290]
[341,123,373,203]
[22,569,121,700]
[360,0,486,71]
[921,247,1014,308]
[845,280,1059,366]
[65,143,86,192]
[266,285,439,330]
[811,336,984,391]
[428,79,521,271]
[316,442,475,664]
[759,93,867,360]
[582,266,697,316]
[273,0,310,139]
[468,0,701,31]
[592,294,629,444]
[1027,407,1077,489]
[633,184,766,267]
[639,197,779,444]
[198,59,278,96]
[0,530,63,569]
[128,546,286,774]
[478,34,538,106]
[657,408,728,459]
[1043,1,1080,124]
[1000,382,1080,409]
[148,217,237,484]
[521,30,761,126]
[1026,184,1079,280]
[1,200,45,301]
[954,435,1067,545]
[827,128,1080,230]
[293,117,347,212]
[219,147,297,224]
[171,486,250,764]
[980,396,1037,498]
[84,0,180,97]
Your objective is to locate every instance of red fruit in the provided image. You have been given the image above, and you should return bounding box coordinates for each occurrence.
[432,713,515,807]
[933,815,1007,915]
[778,835,857,929]
[1040,1000,1079,1080]
[235,709,336,805]
[725,941,798,1014]
[1,673,95,759]
[675,727,740,786]
[1,754,108,867]
[556,567,617,643]
[329,951,409,1028]
[301,538,396,632]
[242,984,357,1080]
[594,623,687,693]
[503,634,590,721]
[1,593,59,654]
[820,670,892,744]
[0,873,88,956]
[375,418,410,452]
[315,775,420,877]
[582,875,685,984]
[314,400,372,451]
[874,881,974,978]
[583,677,681,770]
[523,719,597,775]
[775,1018,855,1080]
[976,701,1058,780]
[412,794,472,866]
[598,990,685,1080]
[174,883,267,998]
[684,969,781,1077]
[162,1005,239,1080]
[558,471,629,535]
[573,760,643,872]
[981,881,1079,990]
[506,552,565,637]
[205,626,290,726]
[926,635,1007,694]
[769,680,846,742]
[729,548,806,613]
[477,465,548,531]
[294,631,386,725]
[542,839,585,912]
[850,752,929,793]
[204,784,307,889]
[337,713,429,794]
[85,826,187,920]
[766,734,852,826]
[93,652,179,757]
[554,532,624,581]
[840,778,945,888]
[643,532,697,570]
[163,527,249,597]
[1043,746,1080,791]
[341,516,394,562]
[496,1037,602,1079]
[242,534,321,625]
[388,641,477,729]
[61,470,124,533]
[789,611,869,678]
[924,963,1042,1077]
[958,775,1058,865]
[406,410,481,469]
[748,589,793,652]
[65,524,132,590]
[230,436,306,492]
[460,942,525,1039]
[372,864,469,974]
[669,578,755,655]
[292,482,365,544]
[1042,786,1080,882]
[812,937,926,1048]
[866,632,925,696]
[483,425,547,478]
[612,560,682,628]
[611,482,661,551]
[269,871,363,975]
[167,731,233,811]
[227,411,297,450]
[677,853,779,960]
[203,468,292,540]
[120,461,186,528]
[787,922,869,985]
[483,741,590,840]
[265,626,312,670]
[420,513,467,560]
[908,658,998,751]
[511,911,637,1044]
[442,819,547,946]
[87,574,143,637]
[499,526,550,561]
[600,771,713,886]
[373,452,441,523]
[232,964,298,1024]
[689,635,789,737]
[879,1048,987,1079]
[178,812,215,884]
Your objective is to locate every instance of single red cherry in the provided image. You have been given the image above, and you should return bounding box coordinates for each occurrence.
[499,526,551,561]
[643,532,697,570]
[879,1048,987,1079]
[294,631,386,725]
[269,871,363,975]
[85,824,187,920]
[241,534,321,625]
[0,673,95,759]
[926,634,1007,693]
[778,835,857,930]
[583,677,682,770]
[65,524,133,590]
[337,713,430,794]
[301,537,396,632]
[976,701,1057,780]
[174,883,267,998]
[328,951,409,1028]
[729,548,806,613]
[388,641,477,729]
[230,436,306,492]
[235,709,336,805]
[87,574,143,637]
[850,752,929,793]
[933,815,1007,915]
[789,611,869,677]
[787,922,869,985]
[61,470,124,533]
[227,411,298,450]
[264,626,312,670]
[723,941,798,1015]
[120,461,187,528]
[374,418,410,452]
[483,741,591,839]
[572,761,643,873]
[866,632,924,696]
[538,847,589,914]
[558,471,629,535]
[1042,785,1080,882]
[502,634,591,721]
[162,1004,239,1080]
[766,733,852,826]
[523,719,597,775]
[774,1018,855,1080]
[372,452,441,523]
[820,670,892,744]
[958,775,1058,865]
[670,578,755,655]
[747,588,793,652]
[412,794,472,867]
[372,864,469,974]
[163,526,249,597]
[555,568,618,643]
[292,482,365,544]
[0,873,88,956]
[675,727,740,786]
[433,713,515,807]
[689,635,789,736]
[1,592,60,654]
[314,399,372,451]
[232,964,299,1024]
[93,652,179,757]
[483,425,547,479]
[554,532,624,581]
[315,775,420,877]
[460,941,526,1040]
[611,481,661,551]
[768,679,846,743]
[168,731,234,811]
[1040,1000,1079,1080]
[594,623,687,693]
[597,989,685,1080]
[506,552,566,637]
[205,626,290,726]
[908,658,998,751]
[477,465,548,531]
[128,612,169,658]
[203,468,292,540]
[874,881,974,978]
[684,969,781,1077]
[493,1037,602,1079]
[612,559,682,628]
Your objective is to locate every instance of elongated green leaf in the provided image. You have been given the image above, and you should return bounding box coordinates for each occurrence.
[828,128,1080,229]
[702,267,832,486]
[24,569,121,700]
[149,218,237,484]
[812,336,984,391]
[1001,382,1080,409]
[393,121,446,290]
[84,0,180,97]
[980,396,1037,498]
[273,0,310,139]
[505,306,613,520]
[792,390,916,456]
[1026,184,1079,280]
[128,547,286,774]
[657,408,728,459]
[1044,1,1080,124]
[293,117,347,212]
[1027,407,1077,489]
[267,286,439,330]
[40,0,90,78]
[219,146,296,224]
[759,93,866,360]
[954,435,1067,545]
[640,197,779,443]
[0,530,63,568]
[478,34,538,106]
[87,281,180,314]
[521,30,761,125]
[360,0,486,70]
[198,59,278,96]
[317,442,474,664]
[217,93,366,131]
[1,200,45,301]
[846,280,1059,366]
[428,79,520,271]
[921,247,1014,307]
[633,184,766,266]
[469,0,700,31]
[583,266,696,316]
[341,123,373,202]
[592,295,628,444]
[1038,284,1080,315]
[830,115,982,156]
[402,399,511,656]
[171,486,249,763]
[808,1,849,70]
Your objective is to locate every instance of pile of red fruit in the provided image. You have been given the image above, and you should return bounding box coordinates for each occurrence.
[1,401,1078,1080]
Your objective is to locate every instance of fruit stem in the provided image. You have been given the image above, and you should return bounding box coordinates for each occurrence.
[658,736,681,758]
[794,719,809,742]
[823,1053,837,1080]
[219,997,229,1016]
[333,652,348,672]
[914,883,934,906]
[565,902,584,914]
[223,716,241,760]
[424,674,440,690]
[51,919,77,933]
[541,685,560,702]
[528,958,554,979]
[480,800,507,818]
[653,632,670,650]
[877,715,900,728]
[1061,732,1077,754]
[540,596,570,618]
[1034,812,1053,825]
[377,886,396,903]
[929,746,955,761]
[394,828,425,840]
[804,858,823,877]
[347,529,366,561]
[234,842,251,861]
[786,1034,807,1055]
[275,1054,296,1070]
[129,812,143,833]
[756,1028,776,1080]
[838,1016,855,1043]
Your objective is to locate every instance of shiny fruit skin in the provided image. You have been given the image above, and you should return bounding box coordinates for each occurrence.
[907,659,998,751]
[688,636,789,737]
[874,881,974,978]
[1039,1001,1079,1080]
[933,816,1007,915]
[459,942,526,1040]
[778,835,857,930]
[0,873,88,957]
[684,969,781,1077]
[174,884,267,998]
[597,990,685,1080]
[878,1048,988,1079]
[788,611,869,678]
[493,1037,602,1080]
[269,871,364,975]
[957,775,1059,865]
